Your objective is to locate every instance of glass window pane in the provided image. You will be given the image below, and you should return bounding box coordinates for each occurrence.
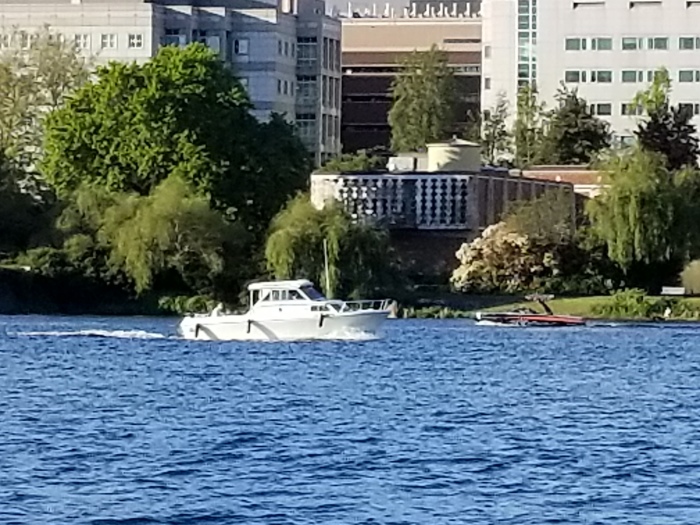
[565,38,580,50]
[565,70,580,83]
[679,70,694,83]
[680,37,694,50]
[621,70,637,83]
[622,37,637,50]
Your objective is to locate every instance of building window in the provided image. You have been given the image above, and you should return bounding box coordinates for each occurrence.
[621,70,643,83]
[592,37,612,50]
[591,70,612,83]
[590,103,612,116]
[565,70,582,83]
[621,37,642,50]
[647,37,668,50]
[234,39,249,55]
[565,37,585,50]
[679,103,700,116]
[284,41,289,56]
[295,113,317,148]
[679,70,697,83]
[297,37,318,67]
[278,40,282,55]
[128,34,143,49]
[283,80,288,95]
[277,79,282,94]
[484,77,491,90]
[101,34,117,49]
[621,103,642,116]
[679,37,695,50]
[74,34,90,50]
[484,45,491,58]
[296,75,318,103]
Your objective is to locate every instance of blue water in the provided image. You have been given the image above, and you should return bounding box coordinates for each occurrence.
[2,317,700,525]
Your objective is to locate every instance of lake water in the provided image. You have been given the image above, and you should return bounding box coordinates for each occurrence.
[2,316,700,525]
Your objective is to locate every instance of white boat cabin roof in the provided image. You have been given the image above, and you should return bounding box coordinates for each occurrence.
[247,279,315,291]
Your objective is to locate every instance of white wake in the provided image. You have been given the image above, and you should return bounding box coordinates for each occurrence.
[10,329,166,339]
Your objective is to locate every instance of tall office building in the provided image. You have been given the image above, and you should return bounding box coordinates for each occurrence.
[341,7,480,152]
[482,0,700,144]
[0,0,341,164]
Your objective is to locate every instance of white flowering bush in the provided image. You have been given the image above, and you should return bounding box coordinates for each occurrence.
[451,222,560,293]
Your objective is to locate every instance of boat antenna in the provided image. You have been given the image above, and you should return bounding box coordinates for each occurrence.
[323,238,331,298]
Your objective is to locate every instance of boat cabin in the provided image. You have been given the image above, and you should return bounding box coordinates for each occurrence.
[248,280,329,308]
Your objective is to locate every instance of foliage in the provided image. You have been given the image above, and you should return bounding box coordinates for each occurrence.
[587,147,700,282]
[41,44,309,231]
[265,194,398,299]
[636,105,698,171]
[538,85,611,165]
[57,176,244,295]
[0,26,89,189]
[388,45,456,151]
[318,150,386,173]
[481,92,511,165]
[462,109,482,142]
[503,189,575,245]
[681,260,700,294]
[631,67,698,171]
[157,294,217,315]
[451,223,560,294]
[513,83,546,168]
[632,67,671,115]
[593,288,675,319]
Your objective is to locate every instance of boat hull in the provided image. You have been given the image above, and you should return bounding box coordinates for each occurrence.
[476,312,585,327]
[178,310,390,341]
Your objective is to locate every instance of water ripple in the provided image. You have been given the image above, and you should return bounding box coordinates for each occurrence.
[2,316,700,524]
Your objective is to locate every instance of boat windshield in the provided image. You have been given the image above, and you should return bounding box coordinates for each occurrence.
[301,285,326,301]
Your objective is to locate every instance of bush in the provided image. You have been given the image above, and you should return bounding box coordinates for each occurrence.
[593,289,675,319]
[681,260,700,294]
[158,295,217,315]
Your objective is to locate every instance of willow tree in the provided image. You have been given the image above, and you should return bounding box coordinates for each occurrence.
[587,147,700,288]
[265,194,396,299]
[388,45,456,151]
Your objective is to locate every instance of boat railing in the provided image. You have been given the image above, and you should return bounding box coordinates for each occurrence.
[339,299,392,312]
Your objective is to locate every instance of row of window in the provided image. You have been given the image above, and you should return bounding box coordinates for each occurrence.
[0,32,144,50]
[565,69,700,84]
[587,103,700,117]
[566,36,700,51]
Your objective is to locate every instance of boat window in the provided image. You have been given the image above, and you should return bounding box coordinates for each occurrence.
[301,285,326,301]
[271,290,281,301]
[311,305,328,312]
[289,290,303,300]
[259,291,271,301]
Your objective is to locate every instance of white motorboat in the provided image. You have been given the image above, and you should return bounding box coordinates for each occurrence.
[177,279,392,341]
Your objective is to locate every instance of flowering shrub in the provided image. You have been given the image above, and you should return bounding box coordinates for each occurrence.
[451,222,560,293]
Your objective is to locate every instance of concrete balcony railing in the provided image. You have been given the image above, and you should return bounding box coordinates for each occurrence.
[311,169,575,232]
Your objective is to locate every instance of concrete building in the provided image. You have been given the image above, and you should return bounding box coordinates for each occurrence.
[0,0,341,164]
[311,139,574,274]
[482,0,700,143]
[340,5,481,152]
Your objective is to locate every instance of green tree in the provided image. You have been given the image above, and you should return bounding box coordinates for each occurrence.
[481,92,511,165]
[318,150,386,173]
[265,194,397,298]
[0,26,89,193]
[513,83,545,168]
[388,45,456,151]
[41,44,309,231]
[539,86,610,165]
[587,147,700,288]
[504,189,575,245]
[58,176,243,294]
[633,67,698,170]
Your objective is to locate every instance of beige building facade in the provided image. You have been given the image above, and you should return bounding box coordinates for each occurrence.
[340,10,481,152]
[0,0,341,164]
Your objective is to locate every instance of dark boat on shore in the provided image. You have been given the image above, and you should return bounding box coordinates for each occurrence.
[475,294,586,327]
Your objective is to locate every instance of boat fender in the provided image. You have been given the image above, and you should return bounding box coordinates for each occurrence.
[247,320,252,334]
[318,314,326,328]
[194,324,201,338]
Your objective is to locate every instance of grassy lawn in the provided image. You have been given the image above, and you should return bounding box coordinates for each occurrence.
[481,296,700,319]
